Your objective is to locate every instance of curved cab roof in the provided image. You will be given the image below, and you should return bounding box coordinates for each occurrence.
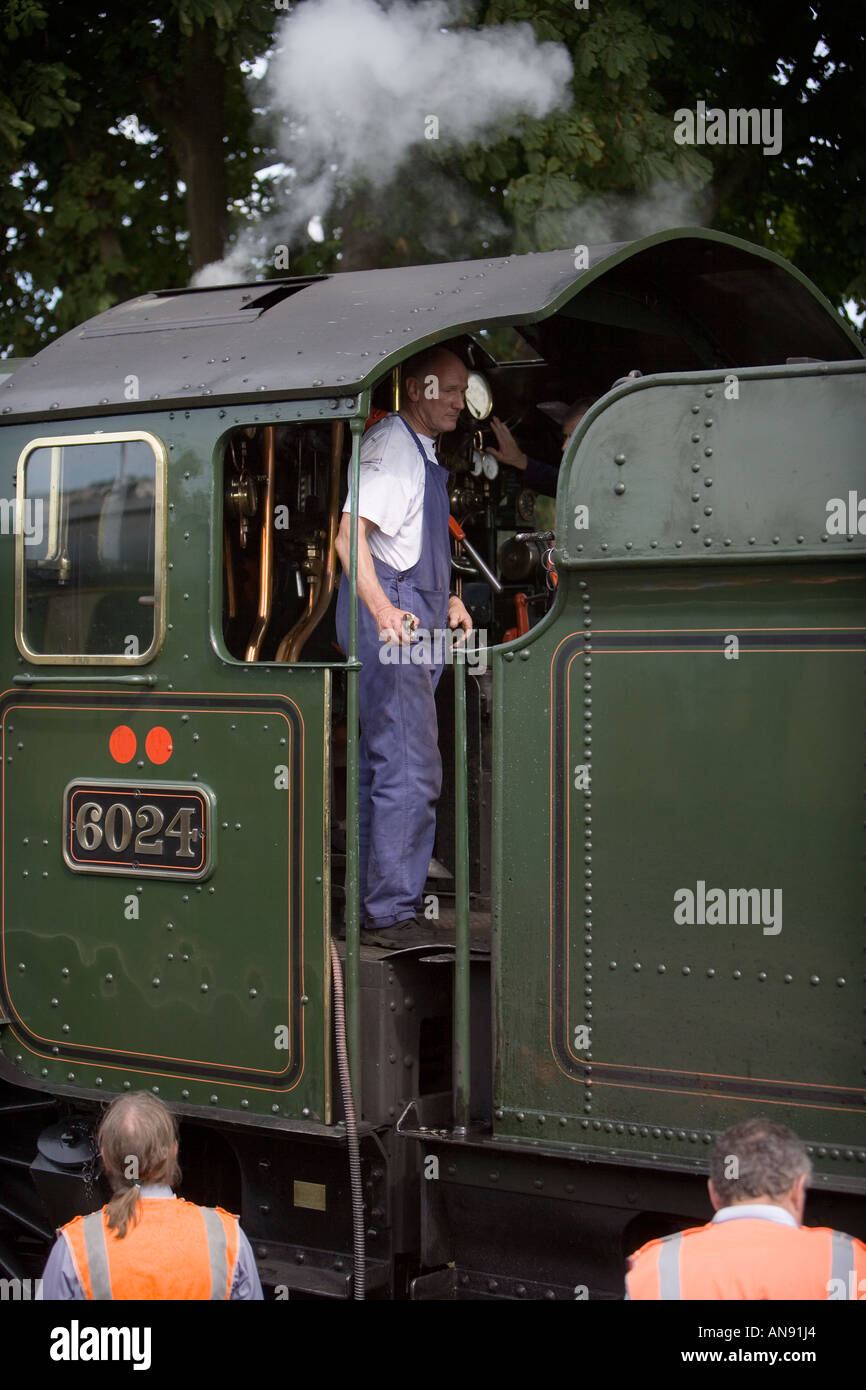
[1,227,861,422]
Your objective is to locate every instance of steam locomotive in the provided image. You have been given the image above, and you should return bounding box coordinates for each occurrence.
[0,227,863,1299]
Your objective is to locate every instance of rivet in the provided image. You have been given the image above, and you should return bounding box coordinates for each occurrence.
[614,482,625,495]
[810,975,820,985]
[682,966,691,975]
[733,969,742,979]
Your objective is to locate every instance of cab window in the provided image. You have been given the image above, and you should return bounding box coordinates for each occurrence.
[16,433,164,664]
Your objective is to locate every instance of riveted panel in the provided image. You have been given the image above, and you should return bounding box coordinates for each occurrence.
[493,364,866,1189]
[557,363,866,566]
[0,687,330,1122]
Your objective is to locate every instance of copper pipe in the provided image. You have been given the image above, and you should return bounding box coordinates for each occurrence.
[223,525,237,621]
[244,425,276,662]
[275,419,344,662]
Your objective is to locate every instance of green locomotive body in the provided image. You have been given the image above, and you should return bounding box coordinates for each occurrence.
[0,229,863,1298]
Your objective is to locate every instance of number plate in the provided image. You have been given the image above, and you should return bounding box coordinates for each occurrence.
[62,780,213,880]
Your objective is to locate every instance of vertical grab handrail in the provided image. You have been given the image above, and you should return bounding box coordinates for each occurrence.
[345,416,364,1104]
[453,653,471,1134]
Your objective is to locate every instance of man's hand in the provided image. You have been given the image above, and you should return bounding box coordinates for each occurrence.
[375,603,419,646]
[487,416,527,471]
[448,595,473,646]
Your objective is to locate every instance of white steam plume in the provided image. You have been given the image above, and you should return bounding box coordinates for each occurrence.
[194,0,572,285]
[558,180,707,247]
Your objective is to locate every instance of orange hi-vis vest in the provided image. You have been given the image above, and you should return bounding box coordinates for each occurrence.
[627,1217,866,1300]
[61,1198,240,1300]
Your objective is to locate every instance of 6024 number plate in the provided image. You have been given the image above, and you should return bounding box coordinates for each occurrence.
[63,781,213,880]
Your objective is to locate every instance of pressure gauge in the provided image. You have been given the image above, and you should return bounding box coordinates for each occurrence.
[465,371,493,420]
[482,452,499,480]
[470,449,484,477]
[516,488,536,523]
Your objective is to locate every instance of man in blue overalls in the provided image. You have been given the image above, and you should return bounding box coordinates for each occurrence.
[335,347,473,948]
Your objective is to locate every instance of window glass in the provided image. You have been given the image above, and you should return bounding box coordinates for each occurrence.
[19,436,161,661]
[473,325,544,364]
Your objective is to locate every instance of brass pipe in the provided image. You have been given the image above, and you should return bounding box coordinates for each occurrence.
[244,425,276,662]
[223,525,238,621]
[391,367,401,412]
[275,419,344,662]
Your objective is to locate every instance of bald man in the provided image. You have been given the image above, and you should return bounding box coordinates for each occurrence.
[335,348,472,948]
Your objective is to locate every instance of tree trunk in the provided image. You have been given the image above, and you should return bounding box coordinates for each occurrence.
[144,25,228,272]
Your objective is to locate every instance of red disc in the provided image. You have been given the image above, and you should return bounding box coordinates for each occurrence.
[145,726,173,765]
[109,725,136,764]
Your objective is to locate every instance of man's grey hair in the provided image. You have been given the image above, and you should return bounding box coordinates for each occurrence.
[710,1118,812,1205]
[400,345,464,392]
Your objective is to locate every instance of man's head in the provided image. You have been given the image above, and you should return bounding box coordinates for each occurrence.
[401,347,468,437]
[98,1091,180,1191]
[97,1091,181,1238]
[708,1118,811,1223]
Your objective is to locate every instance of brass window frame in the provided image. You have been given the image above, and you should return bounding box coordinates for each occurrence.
[15,430,167,666]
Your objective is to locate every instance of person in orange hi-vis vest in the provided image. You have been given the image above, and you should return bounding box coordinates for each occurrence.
[40,1092,263,1300]
[626,1118,866,1300]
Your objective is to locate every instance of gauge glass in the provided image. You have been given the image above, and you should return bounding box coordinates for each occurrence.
[465,371,493,420]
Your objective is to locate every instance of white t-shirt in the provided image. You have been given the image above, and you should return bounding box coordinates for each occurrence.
[342,413,439,573]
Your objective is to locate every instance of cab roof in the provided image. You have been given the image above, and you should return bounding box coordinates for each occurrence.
[1,227,861,422]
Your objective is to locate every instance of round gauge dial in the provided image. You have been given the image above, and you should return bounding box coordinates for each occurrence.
[464,371,493,421]
[482,452,499,480]
[516,488,536,523]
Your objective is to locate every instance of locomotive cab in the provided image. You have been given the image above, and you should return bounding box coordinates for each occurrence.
[1,229,864,1299]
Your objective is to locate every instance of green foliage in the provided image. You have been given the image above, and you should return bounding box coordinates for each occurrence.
[1,0,863,353]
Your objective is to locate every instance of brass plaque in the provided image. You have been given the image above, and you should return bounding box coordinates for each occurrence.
[293,1180,326,1212]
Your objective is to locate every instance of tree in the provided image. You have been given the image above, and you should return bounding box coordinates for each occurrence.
[2,0,863,354]
[0,0,277,355]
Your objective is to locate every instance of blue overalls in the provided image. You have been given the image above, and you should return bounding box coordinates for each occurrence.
[336,416,452,929]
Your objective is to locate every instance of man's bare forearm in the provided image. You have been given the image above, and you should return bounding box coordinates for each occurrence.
[335,515,390,621]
